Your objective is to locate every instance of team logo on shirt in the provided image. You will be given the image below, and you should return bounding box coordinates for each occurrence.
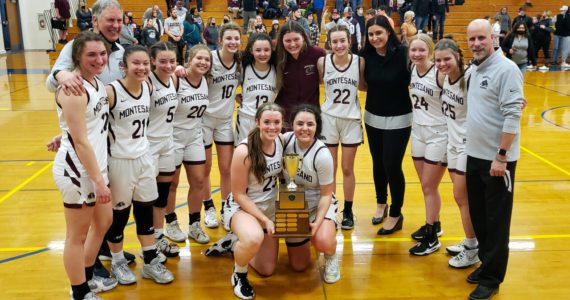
[480,76,491,89]
[305,64,316,76]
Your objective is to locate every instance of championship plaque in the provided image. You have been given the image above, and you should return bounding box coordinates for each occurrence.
[274,153,311,237]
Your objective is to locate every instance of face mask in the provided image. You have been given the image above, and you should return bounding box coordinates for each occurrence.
[223,19,229,24]
[517,30,525,34]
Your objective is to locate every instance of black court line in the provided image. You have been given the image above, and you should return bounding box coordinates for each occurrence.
[525,81,570,97]
[0,187,221,265]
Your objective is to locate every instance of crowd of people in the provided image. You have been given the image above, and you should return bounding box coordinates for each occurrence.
[47,1,536,300]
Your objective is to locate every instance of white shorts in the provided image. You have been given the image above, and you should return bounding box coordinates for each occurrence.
[223,193,276,230]
[202,114,235,147]
[411,124,448,164]
[54,170,109,208]
[173,127,206,165]
[108,154,158,210]
[447,144,467,174]
[149,136,176,176]
[234,112,256,146]
[320,113,363,147]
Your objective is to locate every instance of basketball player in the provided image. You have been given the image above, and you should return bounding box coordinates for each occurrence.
[53,31,116,300]
[283,104,341,284]
[316,25,365,231]
[104,46,174,285]
[170,44,212,244]
[406,34,447,256]
[146,41,181,256]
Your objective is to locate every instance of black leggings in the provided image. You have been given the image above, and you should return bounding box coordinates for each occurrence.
[365,125,411,217]
[535,38,551,60]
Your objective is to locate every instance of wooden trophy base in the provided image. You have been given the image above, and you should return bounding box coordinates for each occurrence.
[274,186,311,237]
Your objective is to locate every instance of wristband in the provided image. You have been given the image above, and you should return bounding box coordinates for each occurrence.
[495,155,507,163]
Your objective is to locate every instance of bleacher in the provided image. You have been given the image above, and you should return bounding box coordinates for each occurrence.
[49,0,565,66]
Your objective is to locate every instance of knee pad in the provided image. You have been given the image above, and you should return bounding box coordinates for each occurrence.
[133,201,154,236]
[153,182,171,208]
[106,206,131,243]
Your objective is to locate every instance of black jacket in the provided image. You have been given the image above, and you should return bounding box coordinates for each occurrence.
[512,15,532,30]
[530,18,553,43]
[431,0,449,15]
[413,0,432,17]
[554,13,570,37]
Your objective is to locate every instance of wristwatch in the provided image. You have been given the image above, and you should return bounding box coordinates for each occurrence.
[497,148,507,156]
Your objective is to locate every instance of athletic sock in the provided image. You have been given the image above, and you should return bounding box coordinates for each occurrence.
[189,212,201,224]
[85,265,94,281]
[111,251,125,264]
[203,199,215,210]
[344,200,353,212]
[142,245,158,264]
[234,262,248,274]
[165,212,177,224]
[71,282,90,300]
[465,237,478,248]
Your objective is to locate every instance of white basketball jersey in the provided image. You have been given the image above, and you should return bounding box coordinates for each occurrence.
[441,66,472,147]
[148,72,178,139]
[54,78,109,177]
[321,54,361,120]
[239,138,283,204]
[283,132,334,203]
[238,65,277,117]
[108,80,151,159]
[174,76,209,130]
[410,64,446,126]
[206,50,239,118]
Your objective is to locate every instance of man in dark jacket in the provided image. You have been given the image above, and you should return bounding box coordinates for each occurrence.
[512,7,532,30]
[552,5,570,67]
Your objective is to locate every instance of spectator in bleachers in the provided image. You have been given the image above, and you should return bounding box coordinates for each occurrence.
[377,5,394,29]
[204,17,220,50]
[189,7,204,28]
[501,21,536,74]
[291,6,311,36]
[243,0,258,33]
[144,9,164,36]
[184,13,205,61]
[355,6,365,47]
[54,0,71,44]
[76,0,93,31]
[431,0,448,40]
[143,5,164,24]
[307,13,320,46]
[269,19,280,46]
[228,0,242,19]
[400,10,417,45]
[222,14,232,24]
[495,7,511,35]
[335,0,344,11]
[343,7,362,53]
[313,0,325,28]
[175,0,188,22]
[412,0,431,33]
[512,7,532,30]
[166,0,176,11]
[398,0,413,25]
[141,18,160,47]
[164,7,185,65]
[120,13,139,48]
[530,11,553,70]
[552,5,570,68]
[196,0,203,12]
[349,0,363,11]
[365,8,376,22]
[254,14,268,33]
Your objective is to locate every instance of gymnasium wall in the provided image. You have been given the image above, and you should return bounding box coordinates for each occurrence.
[19,0,53,50]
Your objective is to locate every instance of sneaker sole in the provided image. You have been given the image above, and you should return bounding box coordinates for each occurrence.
[446,248,461,256]
[90,281,118,293]
[410,243,441,256]
[164,234,187,243]
[324,275,341,284]
[449,258,480,269]
[113,275,136,285]
[141,269,174,284]
[204,222,219,229]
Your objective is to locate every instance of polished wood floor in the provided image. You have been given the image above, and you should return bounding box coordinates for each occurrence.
[0,52,569,299]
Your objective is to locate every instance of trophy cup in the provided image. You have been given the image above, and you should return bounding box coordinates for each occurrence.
[274,153,311,237]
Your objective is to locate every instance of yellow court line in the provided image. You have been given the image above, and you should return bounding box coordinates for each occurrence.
[0,162,53,205]
[26,162,35,166]
[521,146,570,177]
[0,247,46,252]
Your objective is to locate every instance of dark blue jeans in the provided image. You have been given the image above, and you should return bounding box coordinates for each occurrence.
[433,14,445,40]
[415,15,429,32]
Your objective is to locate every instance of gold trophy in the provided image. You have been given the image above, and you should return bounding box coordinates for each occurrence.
[274,153,311,237]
